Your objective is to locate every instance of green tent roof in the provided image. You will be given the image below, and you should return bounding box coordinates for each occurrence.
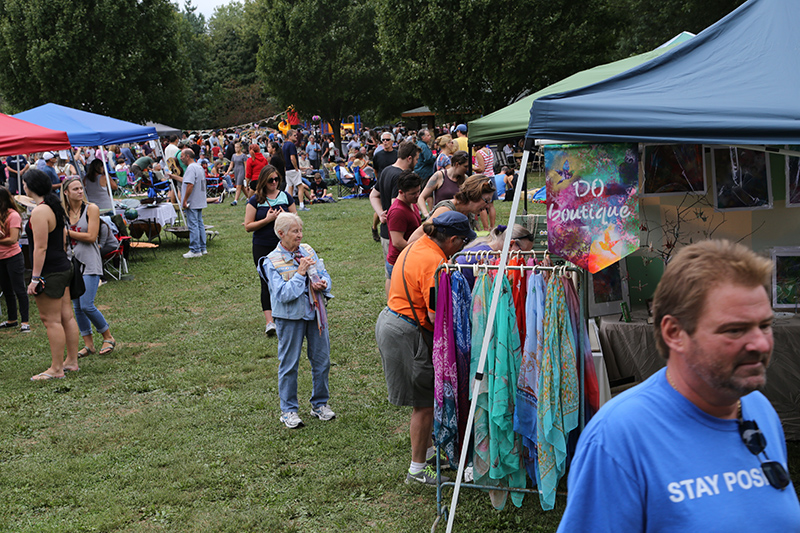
[468,32,694,146]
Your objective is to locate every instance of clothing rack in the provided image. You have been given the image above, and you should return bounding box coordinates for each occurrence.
[432,260,586,532]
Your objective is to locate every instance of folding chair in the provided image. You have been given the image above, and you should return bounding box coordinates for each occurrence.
[334,165,358,198]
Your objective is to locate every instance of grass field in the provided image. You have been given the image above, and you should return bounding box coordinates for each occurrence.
[1,188,798,532]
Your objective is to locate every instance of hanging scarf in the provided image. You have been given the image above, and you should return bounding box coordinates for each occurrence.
[471,272,526,510]
[536,273,579,510]
[451,271,472,453]
[433,270,459,467]
[562,275,599,418]
[514,271,546,483]
[507,255,527,343]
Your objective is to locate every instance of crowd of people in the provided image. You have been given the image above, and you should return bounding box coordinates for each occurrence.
[2,116,799,530]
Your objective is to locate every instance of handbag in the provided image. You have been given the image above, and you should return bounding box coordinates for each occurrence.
[68,207,87,299]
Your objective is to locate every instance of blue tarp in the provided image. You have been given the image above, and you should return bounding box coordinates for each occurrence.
[14,103,158,147]
[527,0,800,145]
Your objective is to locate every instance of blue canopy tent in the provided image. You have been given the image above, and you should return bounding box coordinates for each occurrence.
[527,0,800,145]
[15,103,158,146]
[14,103,162,210]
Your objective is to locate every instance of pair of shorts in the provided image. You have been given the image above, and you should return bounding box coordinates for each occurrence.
[380,236,391,279]
[285,169,302,189]
[41,265,73,299]
[375,307,434,407]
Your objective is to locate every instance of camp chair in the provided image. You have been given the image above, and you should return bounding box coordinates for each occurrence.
[354,166,374,197]
[334,165,358,198]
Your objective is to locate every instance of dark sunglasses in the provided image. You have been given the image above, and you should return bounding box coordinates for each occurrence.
[267,177,280,183]
[738,412,790,490]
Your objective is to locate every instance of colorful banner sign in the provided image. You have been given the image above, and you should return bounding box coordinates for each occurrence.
[545,144,640,273]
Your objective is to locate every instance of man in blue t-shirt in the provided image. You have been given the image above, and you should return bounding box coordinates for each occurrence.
[40,152,61,195]
[557,240,800,531]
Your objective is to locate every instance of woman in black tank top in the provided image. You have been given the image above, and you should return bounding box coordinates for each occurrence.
[23,170,80,381]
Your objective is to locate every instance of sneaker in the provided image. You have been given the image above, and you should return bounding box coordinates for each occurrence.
[230,200,238,206]
[405,465,450,486]
[20,324,31,333]
[310,404,335,421]
[201,250,208,255]
[280,411,304,429]
[371,228,380,242]
[297,206,310,211]
[265,322,277,337]
[183,251,203,258]
[0,321,18,329]
[426,449,449,467]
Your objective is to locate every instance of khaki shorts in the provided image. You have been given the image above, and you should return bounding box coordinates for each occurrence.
[375,307,434,407]
[285,169,302,189]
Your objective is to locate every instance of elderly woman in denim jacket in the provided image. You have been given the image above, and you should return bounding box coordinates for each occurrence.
[260,212,334,429]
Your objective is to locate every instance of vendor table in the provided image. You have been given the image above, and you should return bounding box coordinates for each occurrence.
[136,203,177,227]
[599,313,800,440]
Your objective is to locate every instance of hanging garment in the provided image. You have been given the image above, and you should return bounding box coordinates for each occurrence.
[433,271,459,468]
[451,271,472,452]
[471,272,526,510]
[562,275,600,418]
[514,271,546,484]
[507,256,527,344]
[536,273,580,510]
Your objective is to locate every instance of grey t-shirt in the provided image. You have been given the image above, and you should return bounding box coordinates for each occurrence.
[182,163,207,209]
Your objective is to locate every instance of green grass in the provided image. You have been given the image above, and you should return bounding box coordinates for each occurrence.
[0,196,566,532]
[2,189,797,532]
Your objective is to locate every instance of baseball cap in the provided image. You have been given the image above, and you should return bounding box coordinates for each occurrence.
[432,211,476,241]
[42,151,56,160]
[455,124,467,133]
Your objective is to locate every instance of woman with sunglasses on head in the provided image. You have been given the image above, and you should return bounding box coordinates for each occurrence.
[408,173,495,245]
[0,186,30,333]
[23,170,80,380]
[245,164,297,336]
[62,177,116,359]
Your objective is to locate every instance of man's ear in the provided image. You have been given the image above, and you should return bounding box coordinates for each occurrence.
[661,315,687,354]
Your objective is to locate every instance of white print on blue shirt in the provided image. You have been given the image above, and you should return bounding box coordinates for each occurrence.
[668,468,769,502]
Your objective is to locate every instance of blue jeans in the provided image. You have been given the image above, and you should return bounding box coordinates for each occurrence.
[275,318,331,412]
[221,175,233,189]
[72,274,109,336]
[184,208,207,253]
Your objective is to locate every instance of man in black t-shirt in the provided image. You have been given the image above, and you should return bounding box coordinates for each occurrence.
[370,132,399,242]
[369,141,420,296]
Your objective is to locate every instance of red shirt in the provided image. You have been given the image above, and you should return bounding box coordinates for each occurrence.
[386,198,421,265]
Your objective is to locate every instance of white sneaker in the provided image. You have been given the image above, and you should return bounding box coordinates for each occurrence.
[201,250,208,255]
[310,404,335,421]
[280,411,304,429]
[265,322,277,336]
[183,251,203,258]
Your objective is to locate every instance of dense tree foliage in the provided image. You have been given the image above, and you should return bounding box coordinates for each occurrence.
[255,0,403,146]
[377,0,621,115]
[614,0,747,56]
[0,0,751,130]
[0,0,189,124]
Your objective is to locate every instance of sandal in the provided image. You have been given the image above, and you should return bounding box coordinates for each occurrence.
[31,372,65,381]
[78,347,96,358]
[99,339,116,355]
[64,365,80,372]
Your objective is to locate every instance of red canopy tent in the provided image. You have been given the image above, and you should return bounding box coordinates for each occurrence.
[0,113,71,156]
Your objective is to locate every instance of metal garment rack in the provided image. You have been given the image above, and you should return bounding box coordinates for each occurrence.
[430,259,585,532]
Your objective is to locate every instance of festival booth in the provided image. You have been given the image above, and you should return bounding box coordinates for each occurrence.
[525,0,800,441]
[145,121,181,139]
[439,0,800,529]
[13,104,176,220]
[0,113,71,157]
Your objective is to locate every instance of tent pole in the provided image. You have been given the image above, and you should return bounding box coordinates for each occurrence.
[445,146,531,533]
[98,145,115,211]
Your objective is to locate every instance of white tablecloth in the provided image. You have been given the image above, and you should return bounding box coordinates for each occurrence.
[136,203,177,226]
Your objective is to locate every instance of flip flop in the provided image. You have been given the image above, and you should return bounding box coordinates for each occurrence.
[64,366,80,372]
[78,347,96,358]
[31,372,65,381]
[99,339,116,355]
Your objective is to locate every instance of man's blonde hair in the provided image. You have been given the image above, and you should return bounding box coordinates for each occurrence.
[652,239,772,358]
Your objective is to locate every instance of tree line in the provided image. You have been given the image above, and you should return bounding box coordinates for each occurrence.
[0,0,744,132]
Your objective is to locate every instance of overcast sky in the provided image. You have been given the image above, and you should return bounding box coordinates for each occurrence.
[185,0,230,20]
